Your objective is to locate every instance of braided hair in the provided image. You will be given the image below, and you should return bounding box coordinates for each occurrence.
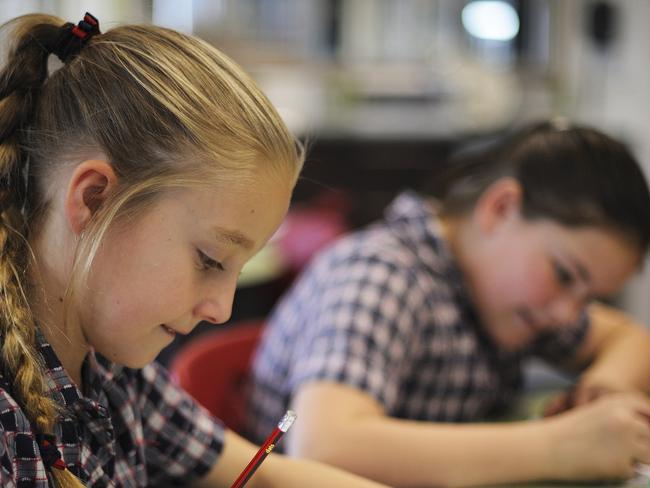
[0,13,90,488]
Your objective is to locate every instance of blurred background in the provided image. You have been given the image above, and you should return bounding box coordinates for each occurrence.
[3,0,649,374]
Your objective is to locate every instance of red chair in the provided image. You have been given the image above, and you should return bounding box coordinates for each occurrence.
[170,321,265,435]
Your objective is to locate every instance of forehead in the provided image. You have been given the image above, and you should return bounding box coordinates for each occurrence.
[541,222,641,295]
[178,175,291,247]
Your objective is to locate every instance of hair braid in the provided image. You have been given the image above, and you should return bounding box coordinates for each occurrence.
[1,14,86,488]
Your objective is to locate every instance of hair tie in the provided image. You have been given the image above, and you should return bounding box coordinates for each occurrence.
[36,433,67,471]
[51,12,100,63]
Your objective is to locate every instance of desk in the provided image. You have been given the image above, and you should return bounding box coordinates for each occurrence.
[484,480,647,488]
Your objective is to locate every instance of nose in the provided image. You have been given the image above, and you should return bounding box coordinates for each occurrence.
[548,294,584,326]
[193,283,236,325]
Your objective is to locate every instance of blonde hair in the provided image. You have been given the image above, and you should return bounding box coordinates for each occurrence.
[0,13,303,487]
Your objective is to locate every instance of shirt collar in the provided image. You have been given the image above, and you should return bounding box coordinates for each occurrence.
[35,327,120,411]
[385,191,522,359]
[384,190,468,296]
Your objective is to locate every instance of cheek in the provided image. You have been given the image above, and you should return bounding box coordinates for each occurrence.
[83,249,196,323]
[112,271,195,319]
[510,259,559,307]
[485,251,557,306]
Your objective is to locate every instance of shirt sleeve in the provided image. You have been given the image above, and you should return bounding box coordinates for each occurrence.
[135,362,224,485]
[280,249,426,411]
[529,312,590,366]
[0,426,16,488]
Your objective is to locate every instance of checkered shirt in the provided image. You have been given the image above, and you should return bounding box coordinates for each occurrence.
[247,191,588,446]
[0,329,223,487]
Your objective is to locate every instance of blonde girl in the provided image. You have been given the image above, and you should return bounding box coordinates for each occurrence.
[0,12,389,488]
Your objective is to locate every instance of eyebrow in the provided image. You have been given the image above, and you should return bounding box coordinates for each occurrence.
[213,226,255,251]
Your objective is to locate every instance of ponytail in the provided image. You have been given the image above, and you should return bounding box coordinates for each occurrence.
[0,14,88,488]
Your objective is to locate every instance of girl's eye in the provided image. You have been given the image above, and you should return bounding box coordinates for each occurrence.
[553,261,574,287]
[198,250,225,271]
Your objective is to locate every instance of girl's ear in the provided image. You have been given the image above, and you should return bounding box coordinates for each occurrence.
[64,159,118,235]
[473,177,523,234]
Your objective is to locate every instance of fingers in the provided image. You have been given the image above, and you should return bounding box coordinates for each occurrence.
[602,395,650,472]
[543,384,619,416]
[635,463,650,478]
[550,391,650,481]
[632,438,650,465]
[631,415,650,465]
[620,392,650,420]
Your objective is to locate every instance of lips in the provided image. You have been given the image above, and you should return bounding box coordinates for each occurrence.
[161,324,177,336]
[161,324,193,337]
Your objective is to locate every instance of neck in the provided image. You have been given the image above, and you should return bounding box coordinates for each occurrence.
[438,214,469,267]
[36,311,88,388]
[28,243,88,389]
[438,213,482,298]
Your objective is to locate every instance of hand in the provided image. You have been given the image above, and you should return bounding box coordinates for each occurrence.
[545,392,650,481]
[543,384,617,417]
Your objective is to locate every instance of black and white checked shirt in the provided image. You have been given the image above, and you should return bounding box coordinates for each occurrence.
[0,329,223,487]
[247,191,588,445]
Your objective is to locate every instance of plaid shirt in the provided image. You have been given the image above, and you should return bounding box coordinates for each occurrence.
[247,191,588,445]
[0,330,223,487]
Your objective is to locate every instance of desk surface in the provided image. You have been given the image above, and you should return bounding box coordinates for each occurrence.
[485,480,647,488]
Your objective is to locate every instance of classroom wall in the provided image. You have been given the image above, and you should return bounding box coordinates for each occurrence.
[2,0,650,324]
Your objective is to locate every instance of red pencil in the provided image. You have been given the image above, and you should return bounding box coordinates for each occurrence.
[229,410,297,488]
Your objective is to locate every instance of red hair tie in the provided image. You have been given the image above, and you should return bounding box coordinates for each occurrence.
[51,12,101,63]
[35,434,67,471]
